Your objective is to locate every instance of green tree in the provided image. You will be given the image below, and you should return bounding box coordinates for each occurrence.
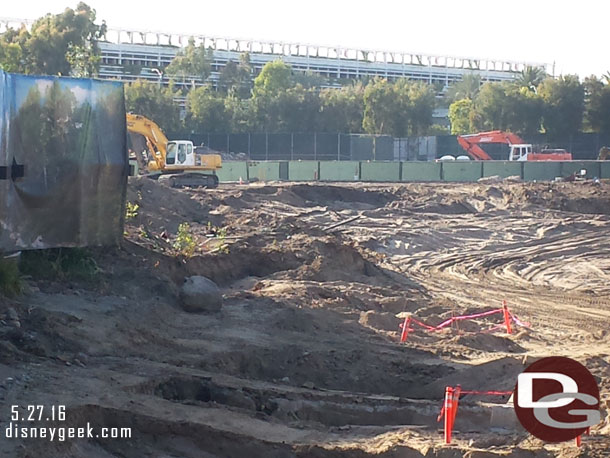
[251,83,320,132]
[252,60,293,97]
[514,66,546,91]
[124,79,181,132]
[218,53,252,97]
[1,3,105,76]
[449,98,473,134]
[538,75,584,138]
[218,53,252,99]
[225,95,256,132]
[469,82,543,135]
[66,42,100,77]
[503,86,543,136]
[319,83,365,133]
[405,81,436,135]
[293,71,327,89]
[165,37,213,85]
[362,77,398,135]
[363,78,435,137]
[584,76,606,132]
[250,60,324,132]
[273,84,321,131]
[186,86,230,133]
[445,74,481,102]
[470,82,508,131]
[0,34,24,73]
[594,87,610,133]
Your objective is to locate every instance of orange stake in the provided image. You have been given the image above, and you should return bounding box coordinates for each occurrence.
[444,386,454,444]
[503,300,512,334]
[577,427,590,447]
[451,385,461,430]
[400,316,411,342]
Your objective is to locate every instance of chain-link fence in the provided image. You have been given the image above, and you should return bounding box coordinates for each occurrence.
[170,132,395,161]
[172,132,610,161]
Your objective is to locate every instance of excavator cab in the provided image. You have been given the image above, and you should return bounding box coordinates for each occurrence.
[166,141,195,167]
[508,144,532,161]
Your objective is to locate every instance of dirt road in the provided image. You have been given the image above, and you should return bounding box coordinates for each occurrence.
[0,178,608,457]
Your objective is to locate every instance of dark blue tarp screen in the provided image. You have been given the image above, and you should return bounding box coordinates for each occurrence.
[0,70,127,250]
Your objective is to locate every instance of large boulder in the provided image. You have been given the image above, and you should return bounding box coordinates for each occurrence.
[179,276,222,313]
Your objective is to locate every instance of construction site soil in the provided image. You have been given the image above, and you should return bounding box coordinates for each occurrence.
[1,178,609,457]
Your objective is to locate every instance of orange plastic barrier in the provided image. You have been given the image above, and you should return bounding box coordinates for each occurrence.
[398,300,529,342]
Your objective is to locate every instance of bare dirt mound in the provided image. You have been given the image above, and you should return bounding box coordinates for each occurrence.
[290,240,386,282]
[503,182,610,215]
[126,176,222,233]
[450,333,526,354]
[289,184,396,207]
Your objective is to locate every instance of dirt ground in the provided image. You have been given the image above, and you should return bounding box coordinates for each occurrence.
[1,177,609,457]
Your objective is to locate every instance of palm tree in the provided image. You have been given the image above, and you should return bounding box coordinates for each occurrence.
[445,73,481,102]
[515,66,547,91]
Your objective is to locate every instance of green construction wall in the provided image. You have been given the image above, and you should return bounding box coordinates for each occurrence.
[247,161,281,181]
[401,162,442,181]
[522,162,562,181]
[319,161,360,181]
[240,160,610,183]
[482,161,522,178]
[560,161,601,179]
[288,161,319,181]
[442,162,483,182]
[215,161,248,182]
[360,162,401,182]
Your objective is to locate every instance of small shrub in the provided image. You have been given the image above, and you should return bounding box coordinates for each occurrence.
[173,223,196,257]
[0,257,22,297]
[125,202,139,220]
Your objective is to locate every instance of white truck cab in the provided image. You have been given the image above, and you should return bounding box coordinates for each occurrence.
[508,144,532,161]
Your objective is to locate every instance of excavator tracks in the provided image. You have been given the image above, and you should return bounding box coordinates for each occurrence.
[158,172,220,188]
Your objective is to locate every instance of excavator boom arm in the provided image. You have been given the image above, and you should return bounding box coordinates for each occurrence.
[456,136,493,160]
[126,113,168,171]
[457,130,527,161]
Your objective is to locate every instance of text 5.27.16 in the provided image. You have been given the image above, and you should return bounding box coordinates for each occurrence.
[11,405,66,422]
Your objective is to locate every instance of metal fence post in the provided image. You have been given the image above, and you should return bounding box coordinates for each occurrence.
[373,136,376,161]
[265,132,269,161]
[226,133,230,153]
[248,132,251,160]
[337,133,341,161]
[314,132,317,160]
[207,133,210,148]
[398,137,402,162]
[291,133,294,161]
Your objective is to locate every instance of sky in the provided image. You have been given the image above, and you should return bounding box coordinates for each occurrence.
[2,0,607,78]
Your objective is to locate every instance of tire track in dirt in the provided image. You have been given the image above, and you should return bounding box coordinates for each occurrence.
[317,207,610,337]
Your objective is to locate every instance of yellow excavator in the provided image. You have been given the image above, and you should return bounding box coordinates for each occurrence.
[126,113,222,187]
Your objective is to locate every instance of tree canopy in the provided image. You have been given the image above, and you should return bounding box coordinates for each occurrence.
[0,2,105,76]
[164,37,213,85]
[3,6,610,141]
[448,73,586,138]
[124,80,181,133]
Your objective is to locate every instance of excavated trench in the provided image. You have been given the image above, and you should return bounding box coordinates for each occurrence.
[147,375,512,432]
